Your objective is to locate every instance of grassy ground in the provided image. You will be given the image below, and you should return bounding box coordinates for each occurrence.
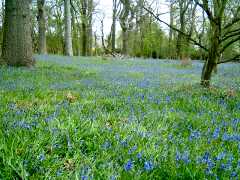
[0,55,239,179]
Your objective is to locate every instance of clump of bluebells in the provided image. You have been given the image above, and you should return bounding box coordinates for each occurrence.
[0,55,239,179]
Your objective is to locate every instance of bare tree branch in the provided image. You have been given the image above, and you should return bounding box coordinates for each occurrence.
[218,54,240,64]
[143,6,208,52]
[221,36,240,53]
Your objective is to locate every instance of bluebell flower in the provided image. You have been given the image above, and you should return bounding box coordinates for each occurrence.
[202,152,210,163]
[81,175,88,180]
[44,114,55,123]
[189,130,201,141]
[128,145,137,154]
[102,141,111,150]
[231,171,237,178]
[212,127,221,139]
[56,169,62,177]
[110,175,116,180]
[39,153,45,162]
[182,151,190,164]
[216,151,226,161]
[166,96,171,103]
[137,152,143,160]
[222,133,230,141]
[175,151,181,162]
[144,161,154,171]
[120,139,128,147]
[220,163,226,170]
[124,160,133,171]
[231,118,239,128]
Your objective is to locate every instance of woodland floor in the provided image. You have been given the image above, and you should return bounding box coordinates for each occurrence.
[0,55,239,179]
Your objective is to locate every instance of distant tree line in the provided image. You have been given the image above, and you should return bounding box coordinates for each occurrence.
[0,0,239,87]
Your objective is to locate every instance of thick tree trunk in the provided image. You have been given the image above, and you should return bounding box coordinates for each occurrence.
[37,0,47,54]
[201,21,220,87]
[64,0,73,56]
[2,0,35,67]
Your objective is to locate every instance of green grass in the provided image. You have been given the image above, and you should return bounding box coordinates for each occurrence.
[0,56,239,179]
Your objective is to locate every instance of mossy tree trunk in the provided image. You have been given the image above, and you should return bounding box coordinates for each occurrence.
[37,0,47,54]
[201,20,221,87]
[2,0,34,67]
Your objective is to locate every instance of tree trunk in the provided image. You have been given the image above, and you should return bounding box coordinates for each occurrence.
[82,21,87,56]
[111,0,118,52]
[2,0,35,67]
[87,0,93,56]
[64,0,73,56]
[169,3,174,59]
[37,0,47,54]
[122,27,128,55]
[176,13,186,60]
[201,21,220,87]
[81,0,87,56]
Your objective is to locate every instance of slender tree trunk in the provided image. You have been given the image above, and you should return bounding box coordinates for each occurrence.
[37,0,47,54]
[122,27,128,55]
[2,0,35,67]
[169,3,174,59]
[81,0,87,56]
[111,0,118,52]
[64,0,73,56]
[176,13,186,59]
[101,20,106,51]
[87,0,93,56]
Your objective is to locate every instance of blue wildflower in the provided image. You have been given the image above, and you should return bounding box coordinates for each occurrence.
[124,160,133,171]
[231,172,237,177]
[102,141,111,150]
[175,151,181,162]
[182,151,190,164]
[144,161,154,171]
[189,130,201,141]
[222,133,230,141]
[56,169,62,177]
[128,145,137,154]
[120,139,128,147]
[166,96,171,103]
[216,151,226,161]
[81,175,88,180]
[39,153,45,162]
[212,127,221,139]
[137,152,143,159]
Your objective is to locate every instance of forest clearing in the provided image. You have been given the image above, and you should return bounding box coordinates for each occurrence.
[0,0,240,179]
[0,55,240,179]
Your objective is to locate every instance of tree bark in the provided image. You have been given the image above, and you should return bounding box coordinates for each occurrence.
[37,0,47,54]
[81,0,87,56]
[111,0,118,52]
[122,26,128,55]
[87,0,93,56]
[64,0,73,56]
[168,2,174,59]
[120,0,131,55]
[2,0,35,67]
[201,21,221,87]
